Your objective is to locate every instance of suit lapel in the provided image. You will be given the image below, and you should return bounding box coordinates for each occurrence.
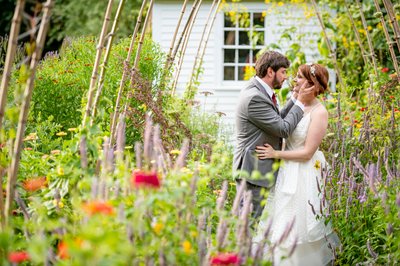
[251,77,279,113]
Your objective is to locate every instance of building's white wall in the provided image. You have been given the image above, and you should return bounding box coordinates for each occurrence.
[152,2,326,135]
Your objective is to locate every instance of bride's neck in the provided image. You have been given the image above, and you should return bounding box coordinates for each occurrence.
[304,99,319,107]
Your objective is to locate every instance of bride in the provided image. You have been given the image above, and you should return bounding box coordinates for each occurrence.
[253,63,340,265]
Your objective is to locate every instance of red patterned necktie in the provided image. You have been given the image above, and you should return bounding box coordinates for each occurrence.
[272,93,277,107]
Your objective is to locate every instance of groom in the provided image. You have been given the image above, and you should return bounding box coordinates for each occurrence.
[233,51,312,219]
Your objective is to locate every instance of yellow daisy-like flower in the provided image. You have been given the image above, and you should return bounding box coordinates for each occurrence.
[182,240,193,254]
[57,167,65,176]
[170,149,181,155]
[265,0,270,3]
[262,11,267,17]
[56,131,67,136]
[314,160,321,170]
[53,199,64,208]
[278,1,284,6]
[190,230,198,238]
[152,222,164,235]
[67,128,77,132]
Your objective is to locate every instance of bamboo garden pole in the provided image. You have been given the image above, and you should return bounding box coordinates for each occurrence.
[82,0,114,126]
[90,0,126,123]
[166,0,189,65]
[170,0,201,67]
[171,0,203,94]
[122,0,154,115]
[5,0,54,223]
[355,0,379,77]
[187,0,222,98]
[0,0,25,228]
[187,0,218,92]
[372,0,400,76]
[310,0,344,88]
[344,1,369,67]
[382,0,400,53]
[110,0,148,144]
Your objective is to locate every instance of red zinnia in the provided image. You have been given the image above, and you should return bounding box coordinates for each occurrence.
[381,67,389,73]
[82,201,114,216]
[22,176,47,192]
[131,170,161,188]
[8,251,30,263]
[210,252,240,265]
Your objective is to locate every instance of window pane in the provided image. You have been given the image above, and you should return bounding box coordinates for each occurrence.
[253,49,261,63]
[238,66,245,80]
[224,31,235,45]
[239,31,249,45]
[224,66,235,80]
[253,12,264,27]
[224,15,235,27]
[224,49,235,63]
[239,49,250,63]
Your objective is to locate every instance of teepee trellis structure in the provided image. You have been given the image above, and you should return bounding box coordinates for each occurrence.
[187,0,221,97]
[5,0,55,223]
[372,0,400,77]
[382,0,400,54]
[171,0,203,94]
[110,0,149,145]
[355,0,379,77]
[90,0,126,124]
[82,0,114,126]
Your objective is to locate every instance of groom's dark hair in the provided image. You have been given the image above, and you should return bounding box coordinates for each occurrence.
[255,51,290,78]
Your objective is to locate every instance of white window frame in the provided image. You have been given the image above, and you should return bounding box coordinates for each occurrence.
[222,11,266,83]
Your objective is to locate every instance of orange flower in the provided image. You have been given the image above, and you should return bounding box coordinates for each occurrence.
[58,241,69,259]
[82,201,114,216]
[23,177,47,192]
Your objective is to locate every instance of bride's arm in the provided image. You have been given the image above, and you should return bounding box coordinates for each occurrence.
[256,106,328,162]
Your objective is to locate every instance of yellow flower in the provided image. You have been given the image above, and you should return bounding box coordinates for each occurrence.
[170,149,181,155]
[367,26,372,31]
[262,11,266,17]
[278,1,284,6]
[314,160,321,170]
[57,166,64,176]
[53,199,64,208]
[152,222,164,235]
[67,128,77,132]
[190,231,198,238]
[56,131,67,136]
[350,41,356,47]
[265,0,270,3]
[50,149,61,155]
[182,240,193,254]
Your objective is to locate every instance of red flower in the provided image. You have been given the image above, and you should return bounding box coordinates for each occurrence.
[23,177,47,192]
[8,251,30,263]
[359,107,367,112]
[389,95,395,99]
[82,201,114,216]
[210,253,240,265]
[57,241,69,259]
[131,170,161,189]
[381,67,389,73]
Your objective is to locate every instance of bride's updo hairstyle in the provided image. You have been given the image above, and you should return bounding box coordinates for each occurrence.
[299,63,329,96]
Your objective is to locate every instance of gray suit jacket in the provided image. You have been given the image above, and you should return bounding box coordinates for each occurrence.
[233,77,304,187]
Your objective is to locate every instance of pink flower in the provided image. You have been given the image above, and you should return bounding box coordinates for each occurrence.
[210,252,240,265]
[8,251,30,263]
[381,67,389,73]
[131,170,161,189]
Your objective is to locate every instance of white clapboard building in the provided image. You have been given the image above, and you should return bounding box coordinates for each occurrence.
[152,1,327,136]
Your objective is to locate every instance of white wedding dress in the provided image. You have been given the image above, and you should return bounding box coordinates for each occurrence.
[254,108,340,265]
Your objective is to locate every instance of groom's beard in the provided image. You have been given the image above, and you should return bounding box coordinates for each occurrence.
[272,74,282,89]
